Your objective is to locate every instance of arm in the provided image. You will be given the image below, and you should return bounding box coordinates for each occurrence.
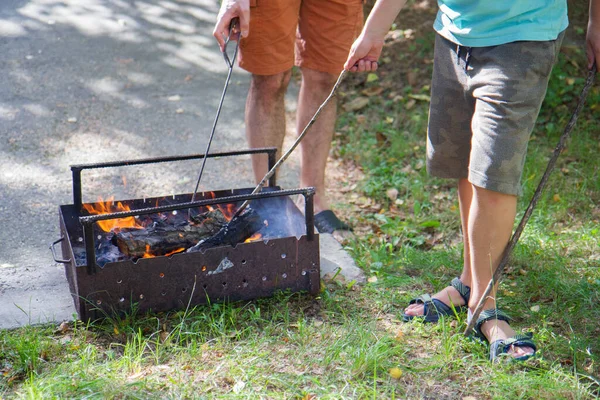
[587,0,600,69]
[213,0,250,51]
[344,0,408,72]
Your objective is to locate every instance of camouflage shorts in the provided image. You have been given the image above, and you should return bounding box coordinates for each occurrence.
[427,33,564,195]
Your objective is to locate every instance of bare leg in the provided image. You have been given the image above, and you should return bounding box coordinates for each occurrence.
[296,67,338,213]
[245,71,292,183]
[467,184,533,358]
[403,178,473,317]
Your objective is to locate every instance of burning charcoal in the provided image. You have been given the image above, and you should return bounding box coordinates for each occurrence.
[187,208,263,253]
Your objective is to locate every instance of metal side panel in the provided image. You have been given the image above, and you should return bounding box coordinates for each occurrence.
[72,235,320,321]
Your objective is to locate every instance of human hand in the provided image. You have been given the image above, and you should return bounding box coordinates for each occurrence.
[213,0,250,52]
[343,32,384,72]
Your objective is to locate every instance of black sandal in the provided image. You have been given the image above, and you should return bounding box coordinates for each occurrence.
[473,309,537,362]
[314,210,352,234]
[402,277,471,323]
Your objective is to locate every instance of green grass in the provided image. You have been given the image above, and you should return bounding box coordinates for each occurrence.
[2,2,599,399]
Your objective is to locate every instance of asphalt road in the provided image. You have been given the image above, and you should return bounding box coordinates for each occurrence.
[0,0,306,328]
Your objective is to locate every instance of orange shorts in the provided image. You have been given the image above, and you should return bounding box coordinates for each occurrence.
[238,0,364,76]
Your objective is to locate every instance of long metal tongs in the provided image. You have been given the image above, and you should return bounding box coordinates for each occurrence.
[190,20,240,204]
[229,69,348,220]
[464,65,597,336]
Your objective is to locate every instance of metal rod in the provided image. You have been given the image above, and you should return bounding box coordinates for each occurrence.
[304,191,315,242]
[230,69,347,220]
[70,148,277,171]
[79,187,315,224]
[268,150,277,187]
[463,65,597,336]
[72,167,83,212]
[190,23,240,203]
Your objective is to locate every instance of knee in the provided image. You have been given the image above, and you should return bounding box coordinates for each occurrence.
[472,184,516,206]
[301,68,338,94]
[250,71,292,102]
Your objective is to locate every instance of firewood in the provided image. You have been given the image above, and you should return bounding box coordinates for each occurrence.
[187,208,263,253]
[113,209,228,258]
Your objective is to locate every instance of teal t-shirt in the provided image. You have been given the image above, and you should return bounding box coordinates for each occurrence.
[434,0,569,47]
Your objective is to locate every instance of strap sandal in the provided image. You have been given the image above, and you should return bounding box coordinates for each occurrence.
[473,309,537,362]
[402,277,471,323]
[314,210,352,234]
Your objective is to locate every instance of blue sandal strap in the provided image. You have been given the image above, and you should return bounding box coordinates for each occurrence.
[490,333,537,362]
[450,277,471,305]
[473,309,511,340]
[403,294,455,323]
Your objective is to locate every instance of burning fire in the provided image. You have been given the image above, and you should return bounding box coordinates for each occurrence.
[244,232,262,243]
[82,196,143,232]
[142,244,184,258]
[206,192,238,221]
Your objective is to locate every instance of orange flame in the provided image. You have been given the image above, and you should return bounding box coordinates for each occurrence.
[82,196,143,232]
[244,232,262,243]
[142,244,185,258]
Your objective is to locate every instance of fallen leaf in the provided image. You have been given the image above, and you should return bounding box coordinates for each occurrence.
[168,95,181,102]
[408,93,431,102]
[530,305,540,312]
[404,99,416,110]
[184,75,193,81]
[368,276,378,283]
[344,96,369,112]
[386,188,399,201]
[553,194,561,202]
[366,73,379,83]
[362,86,383,97]
[67,117,77,123]
[356,114,367,124]
[376,131,387,146]
[176,108,184,114]
[395,330,404,341]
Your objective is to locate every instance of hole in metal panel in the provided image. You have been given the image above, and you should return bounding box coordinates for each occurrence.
[301,270,306,276]
[77,237,83,242]
[203,284,208,289]
[202,266,207,272]
[117,279,122,284]
[119,297,125,303]
[281,253,286,259]
[181,287,187,293]
[159,273,165,278]
[222,282,227,287]
[282,273,287,279]
[139,294,144,299]
[262,276,267,281]
[96,299,102,305]
[161,291,167,296]
[241,259,246,265]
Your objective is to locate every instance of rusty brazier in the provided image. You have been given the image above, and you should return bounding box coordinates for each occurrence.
[51,148,320,321]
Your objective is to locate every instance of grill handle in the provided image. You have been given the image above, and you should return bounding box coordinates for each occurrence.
[70,148,278,213]
[50,237,72,264]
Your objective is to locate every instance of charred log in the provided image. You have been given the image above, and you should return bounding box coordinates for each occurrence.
[113,209,228,258]
[187,208,263,253]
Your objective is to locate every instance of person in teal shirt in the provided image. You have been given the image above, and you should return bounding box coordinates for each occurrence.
[344,0,600,361]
